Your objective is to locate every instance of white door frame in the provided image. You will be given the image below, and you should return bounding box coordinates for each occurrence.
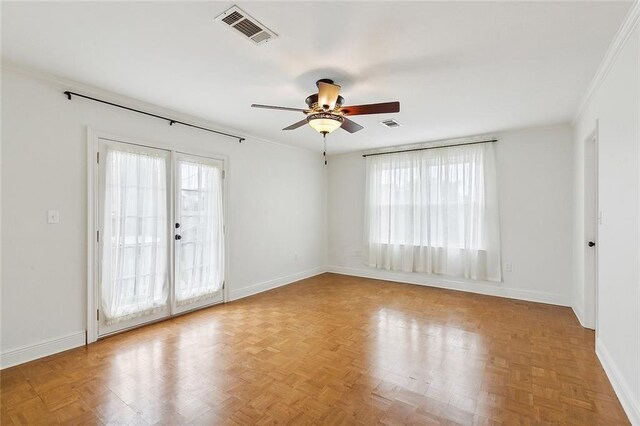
[86,128,229,343]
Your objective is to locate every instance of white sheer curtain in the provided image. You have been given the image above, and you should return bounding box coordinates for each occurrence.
[101,148,169,324]
[176,161,224,305]
[364,143,502,282]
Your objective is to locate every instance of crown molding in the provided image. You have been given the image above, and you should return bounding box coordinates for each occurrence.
[1,60,317,154]
[573,0,640,124]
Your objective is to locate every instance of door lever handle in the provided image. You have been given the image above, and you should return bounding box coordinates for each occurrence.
[588,241,595,247]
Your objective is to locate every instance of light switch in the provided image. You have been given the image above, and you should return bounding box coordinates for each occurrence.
[47,210,60,224]
[504,262,512,272]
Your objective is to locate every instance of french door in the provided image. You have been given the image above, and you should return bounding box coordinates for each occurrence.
[97,139,225,337]
[173,153,225,314]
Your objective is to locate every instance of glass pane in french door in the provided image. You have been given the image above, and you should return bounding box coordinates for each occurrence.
[174,154,224,312]
[98,141,171,336]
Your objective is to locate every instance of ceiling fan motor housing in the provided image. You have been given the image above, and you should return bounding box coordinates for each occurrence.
[305,93,345,109]
[306,112,344,123]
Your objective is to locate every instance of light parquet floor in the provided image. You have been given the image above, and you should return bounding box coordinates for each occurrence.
[0,273,629,425]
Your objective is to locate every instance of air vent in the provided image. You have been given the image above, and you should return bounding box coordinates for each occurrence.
[380,119,401,128]
[221,11,243,25]
[215,5,278,46]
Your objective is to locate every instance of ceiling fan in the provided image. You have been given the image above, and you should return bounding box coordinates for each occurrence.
[251,79,400,136]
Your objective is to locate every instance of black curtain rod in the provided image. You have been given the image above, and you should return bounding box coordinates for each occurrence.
[362,139,497,157]
[64,91,245,143]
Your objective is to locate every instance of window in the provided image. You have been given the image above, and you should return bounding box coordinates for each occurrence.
[364,143,502,282]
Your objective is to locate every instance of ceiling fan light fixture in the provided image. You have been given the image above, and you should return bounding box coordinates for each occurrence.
[307,113,344,134]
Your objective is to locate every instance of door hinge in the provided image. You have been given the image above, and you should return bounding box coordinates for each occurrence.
[97,230,99,242]
[97,309,100,321]
[222,281,225,289]
[222,170,225,179]
[97,152,100,164]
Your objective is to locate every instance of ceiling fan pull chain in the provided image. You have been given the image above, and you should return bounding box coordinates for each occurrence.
[323,133,327,165]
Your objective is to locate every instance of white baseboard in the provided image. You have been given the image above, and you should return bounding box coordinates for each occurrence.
[572,303,586,327]
[0,267,326,370]
[0,266,575,370]
[327,265,571,307]
[0,331,86,370]
[229,266,327,301]
[596,338,639,425]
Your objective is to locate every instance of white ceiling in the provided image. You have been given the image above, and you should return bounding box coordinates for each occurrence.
[2,1,632,153]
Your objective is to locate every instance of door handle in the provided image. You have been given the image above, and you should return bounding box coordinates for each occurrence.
[588,241,595,247]
[175,234,182,240]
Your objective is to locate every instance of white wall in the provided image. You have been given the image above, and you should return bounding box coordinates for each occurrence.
[0,68,327,366]
[572,16,640,424]
[327,124,574,306]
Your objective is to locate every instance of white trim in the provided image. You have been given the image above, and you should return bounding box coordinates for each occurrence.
[86,128,99,343]
[327,265,572,307]
[593,124,600,333]
[572,303,586,328]
[229,266,326,301]
[573,0,640,124]
[0,332,86,370]
[0,71,3,372]
[596,338,639,425]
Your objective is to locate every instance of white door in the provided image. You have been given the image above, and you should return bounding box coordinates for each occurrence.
[173,153,225,314]
[584,134,598,330]
[97,141,171,335]
[96,141,225,337]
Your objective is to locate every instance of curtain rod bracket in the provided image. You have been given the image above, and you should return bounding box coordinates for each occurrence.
[63,90,245,142]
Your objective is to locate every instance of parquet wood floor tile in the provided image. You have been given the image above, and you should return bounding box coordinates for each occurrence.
[0,273,629,425]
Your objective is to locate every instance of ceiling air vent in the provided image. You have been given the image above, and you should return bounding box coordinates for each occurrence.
[380,119,401,129]
[215,5,278,46]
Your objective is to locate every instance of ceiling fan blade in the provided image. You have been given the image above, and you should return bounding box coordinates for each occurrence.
[252,104,308,113]
[317,81,341,110]
[282,118,308,131]
[341,117,364,133]
[340,101,400,116]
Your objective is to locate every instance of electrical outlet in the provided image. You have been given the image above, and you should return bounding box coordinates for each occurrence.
[47,210,60,224]
[504,262,512,272]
